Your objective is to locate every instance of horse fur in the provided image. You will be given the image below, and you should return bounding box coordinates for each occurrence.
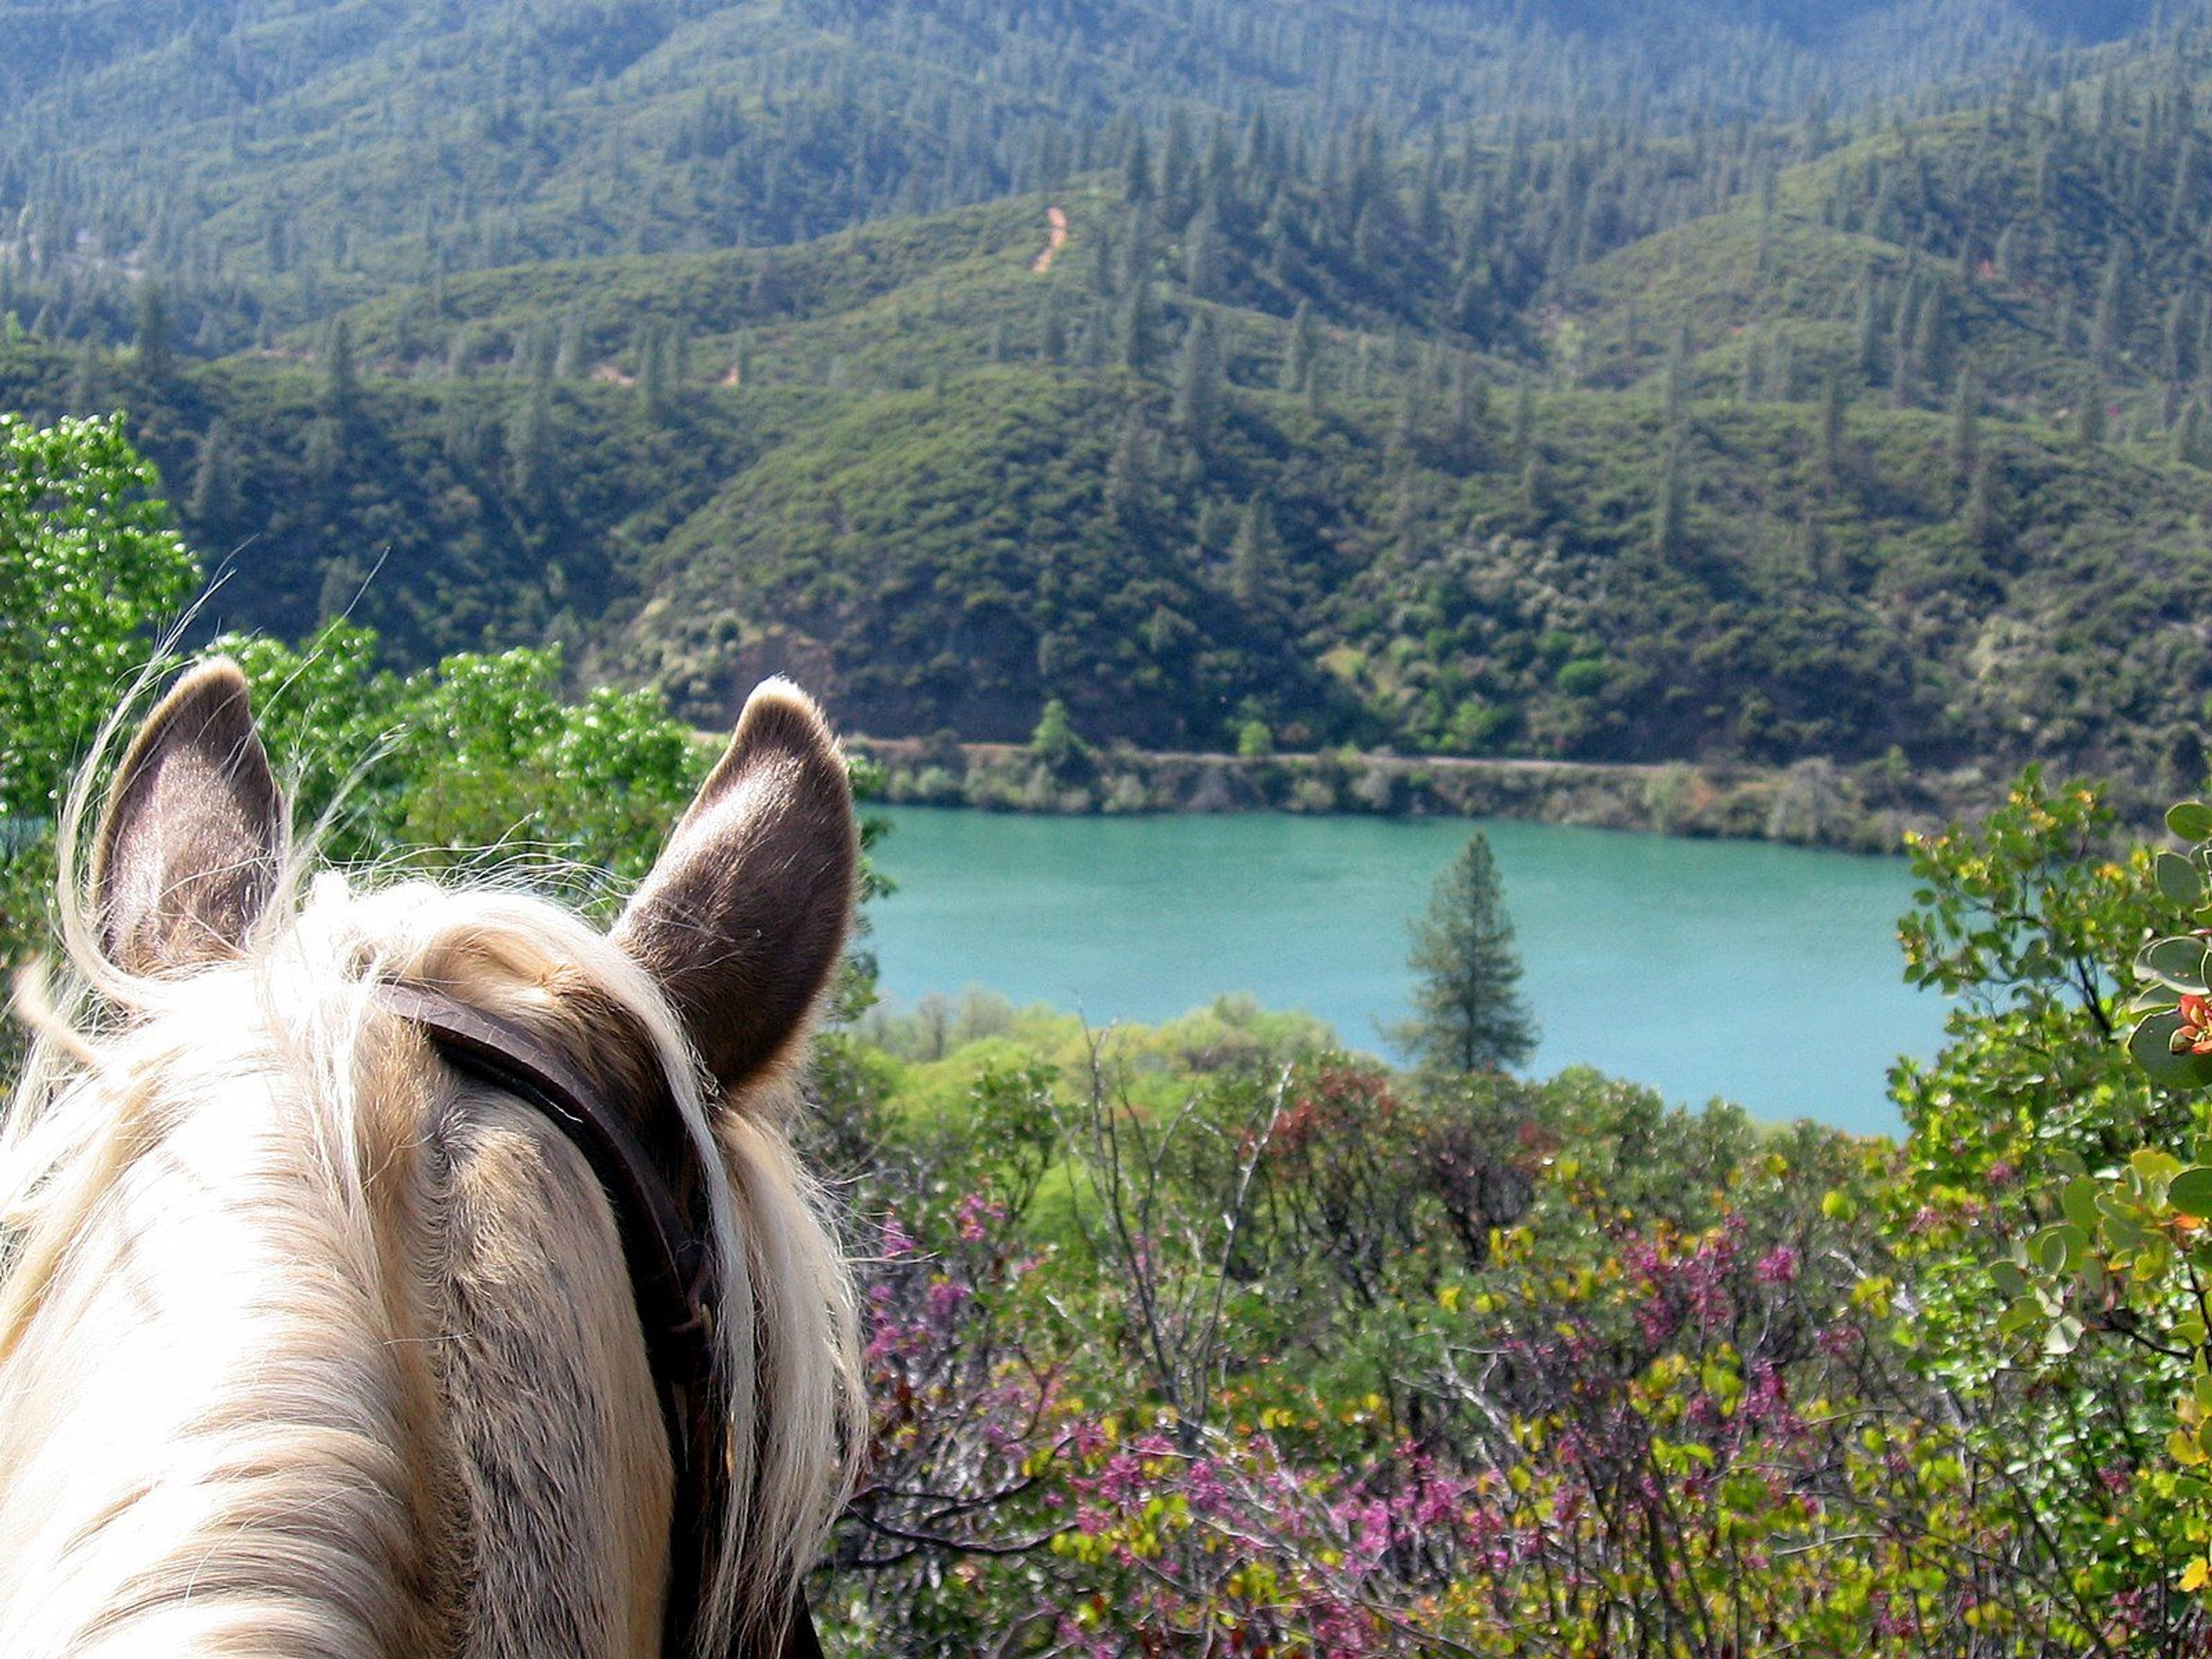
[0,663,862,1659]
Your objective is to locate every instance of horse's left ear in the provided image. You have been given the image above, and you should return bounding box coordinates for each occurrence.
[613,679,857,1094]
[94,658,286,976]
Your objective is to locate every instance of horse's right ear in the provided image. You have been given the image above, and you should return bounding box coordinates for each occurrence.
[93,659,285,976]
[613,679,857,1095]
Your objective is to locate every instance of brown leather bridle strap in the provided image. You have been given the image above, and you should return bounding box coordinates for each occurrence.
[377,982,716,1406]
[377,980,822,1659]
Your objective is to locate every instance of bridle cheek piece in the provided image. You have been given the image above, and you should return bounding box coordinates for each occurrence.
[377,981,823,1659]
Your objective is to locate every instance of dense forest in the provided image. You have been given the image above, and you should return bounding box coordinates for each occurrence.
[6,3,2212,810]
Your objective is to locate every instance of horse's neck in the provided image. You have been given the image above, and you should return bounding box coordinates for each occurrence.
[0,1071,671,1659]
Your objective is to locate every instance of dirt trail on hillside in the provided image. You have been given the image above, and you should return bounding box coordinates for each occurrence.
[1031,206,1068,274]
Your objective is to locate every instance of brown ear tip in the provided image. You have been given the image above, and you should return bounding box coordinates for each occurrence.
[735,677,839,756]
[148,657,257,734]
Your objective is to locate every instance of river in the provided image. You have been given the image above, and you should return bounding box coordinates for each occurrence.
[866,807,1948,1138]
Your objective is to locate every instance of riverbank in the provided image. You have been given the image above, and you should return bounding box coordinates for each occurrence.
[846,737,2018,853]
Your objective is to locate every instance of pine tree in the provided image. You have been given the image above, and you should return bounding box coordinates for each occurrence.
[1229,492,1272,607]
[1186,209,1224,300]
[2075,377,2109,449]
[1949,363,1979,483]
[2093,245,2133,371]
[2179,399,2211,469]
[1040,291,1067,364]
[134,281,174,382]
[1654,435,1688,561]
[1663,321,1691,422]
[1914,282,1954,394]
[507,383,552,503]
[1173,313,1222,440]
[186,418,238,527]
[1819,372,1848,478]
[320,317,358,418]
[1389,831,1537,1076]
[1119,282,1158,376]
[1282,301,1318,396]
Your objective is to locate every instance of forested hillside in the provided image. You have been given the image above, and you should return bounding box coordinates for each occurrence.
[3,0,2211,805]
[0,0,2125,342]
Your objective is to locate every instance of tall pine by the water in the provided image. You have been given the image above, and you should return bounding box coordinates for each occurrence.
[1392,830,1536,1075]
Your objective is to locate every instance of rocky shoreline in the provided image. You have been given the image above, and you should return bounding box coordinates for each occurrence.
[845,736,2029,854]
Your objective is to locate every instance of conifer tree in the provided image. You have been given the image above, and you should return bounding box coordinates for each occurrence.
[187,418,238,527]
[1119,282,1158,376]
[1282,301,1318,395]
[2093,245,2133,370]
[1389,831,1536,1076]
[1173,313,1221,439]
[507,382,552,503]
[134,281,173,382]
[2076,377,2109,448]
[1819,372,1849,477]
[1949,363,1979,483]
[2178,400,2212,468]
[1654,434,1688,560]
[1229,493,1272,607]
[320,317,358,418]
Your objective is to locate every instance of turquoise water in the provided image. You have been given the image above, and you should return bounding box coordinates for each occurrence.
[867,808,1946,1138]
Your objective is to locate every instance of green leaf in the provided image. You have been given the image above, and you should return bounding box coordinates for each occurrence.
[2032,1224,2087,1275]
[2172,1167,2212,1219]
[2131,1011,2212,1091]
[2062,1177,2103,1231]
[2160,852,2207,907]
[2139,936,2212,992]
[2171,802,2212,843]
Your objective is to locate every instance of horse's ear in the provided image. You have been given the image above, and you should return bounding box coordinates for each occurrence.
[613,679,857,1093]
[94,658,285,976]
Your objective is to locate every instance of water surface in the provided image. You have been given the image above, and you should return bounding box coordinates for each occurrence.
[869,808,1944,1137]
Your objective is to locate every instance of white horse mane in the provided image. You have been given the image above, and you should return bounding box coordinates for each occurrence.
[0,681,860,1658]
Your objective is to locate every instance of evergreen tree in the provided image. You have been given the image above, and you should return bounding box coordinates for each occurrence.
[1914,281,1955,393]
[1029,696,1090,779]
[508,384,552,503]
[1186,209,1224,300]
[1654,434,1688,560]
[1173,313,1222,440]
[1819,372,1849,477]
[2093,245,2133,370]
[186,418,238,527]
[134,281,174,382]
[1119,281,1159,376]
[321,317,358,418]
[1282,301,1318,395]
[2075,376,2109,448]
[1949,363,1979,483]
[1964,455,1997,547]
[1229,492,1272,607]
[1040,291,1067,364]
[1389,831,1537,1075]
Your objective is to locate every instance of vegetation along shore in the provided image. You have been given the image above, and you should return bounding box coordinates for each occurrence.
[854,724,2050,853]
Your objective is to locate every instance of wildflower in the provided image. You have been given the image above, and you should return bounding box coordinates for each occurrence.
[2175,993,2212,1057]
[1755,1245,1800,1286]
